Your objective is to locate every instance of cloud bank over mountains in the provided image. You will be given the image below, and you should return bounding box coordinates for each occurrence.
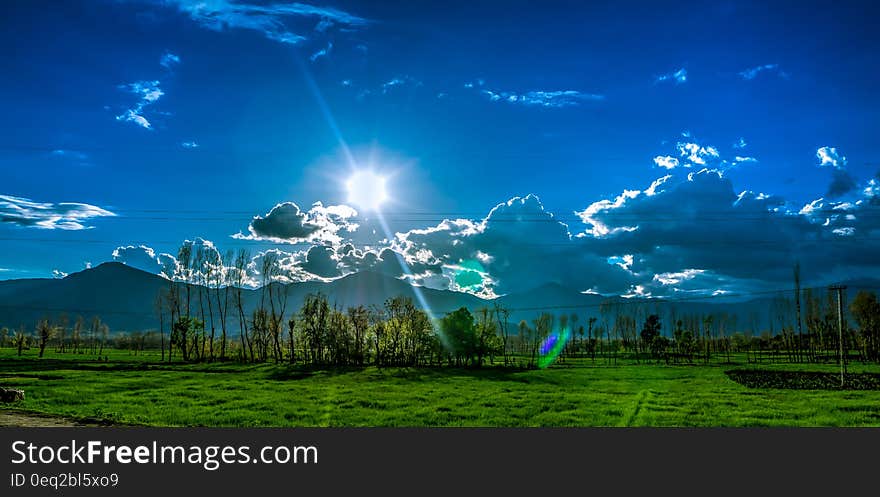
[108,139,880,299]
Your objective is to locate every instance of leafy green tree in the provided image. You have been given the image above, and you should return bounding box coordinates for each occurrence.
[641,314,661,358]
[650,335,670,364]
[475,308,500,367]
[441,307,476,366]
[347,306,369,366]
[300,293,330,365]
[172,316,203,362]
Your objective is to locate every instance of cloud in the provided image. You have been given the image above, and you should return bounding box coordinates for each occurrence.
[654,134,754,172]
[159,0,367,45]
[160,51,181,69]
[477,87,604,108]
[733,137,747,149]
[817,146,846,168]
[653,155,680,169]
[233,201,358,244]
[112,245,178,277]
[0,195,115,230]
[181,141,199,148]
[50,149,89,161]
[116,109,152,129]
[865,178,880,198]
[677,141,720,165]
[52,269,67,279]
[300,245,341,277]
[50,149,92,167]
[116,80,163,129]
[121,80,163,103]
[655,68,687,84]
[390,194,632,296]
[652,269,705,286]
[314,18,333,32]
[309,41,332,61]
[738,63,785,80]
[113,239,263,285]
[104,159,880,297]
[381,76,422,94]
[574,167,880,293]
[827,169,857,198]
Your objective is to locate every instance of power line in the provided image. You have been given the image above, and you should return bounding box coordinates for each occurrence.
[2,236,880,247]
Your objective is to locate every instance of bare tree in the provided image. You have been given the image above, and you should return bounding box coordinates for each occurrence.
[216,249,234,360]
[56,313,69,353]
[233,249,252,362]
[493,301,510,365]
[36,319,54,358]
[793,262,804,363]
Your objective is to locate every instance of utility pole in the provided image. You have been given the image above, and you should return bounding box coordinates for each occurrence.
[829,284,847,388]
[794,263,803,363]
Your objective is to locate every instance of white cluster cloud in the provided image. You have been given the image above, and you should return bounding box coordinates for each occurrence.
[656,68,687,84]
[478,88,604,108]
[99,141,880,299]
[113,244,178,277]
[110,238,412,290]
[160,51,181,69]
[116,80,163,129]
[817,146,846,168]
[653,155,680,169]
[109,162,880,298]
[574,165,880,295]
[381,76,422,94]
[739,63,787,80]
[815,146,856,198]
[677,141,719,165]
[160,0,367,45]
[0,195,115,230]
[389,195,630,296]
[652,135,757,172]
[310,41,332,61]
[233,201,359,244]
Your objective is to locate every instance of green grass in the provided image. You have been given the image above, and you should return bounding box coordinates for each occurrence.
[1,348,879,426]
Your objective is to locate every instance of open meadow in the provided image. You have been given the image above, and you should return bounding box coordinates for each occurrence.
[2,349,879,427]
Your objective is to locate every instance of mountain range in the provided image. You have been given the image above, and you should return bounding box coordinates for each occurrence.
[0,262,875,334]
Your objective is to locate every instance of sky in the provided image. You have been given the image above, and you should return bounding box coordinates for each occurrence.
[1,0,879,299]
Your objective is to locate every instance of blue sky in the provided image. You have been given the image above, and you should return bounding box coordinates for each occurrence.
[2,0,879,298]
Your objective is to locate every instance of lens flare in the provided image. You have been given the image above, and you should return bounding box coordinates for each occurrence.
[347,170,388,211]
[373,212,447,349]
[453,259,486,291]
[537,326,571,369]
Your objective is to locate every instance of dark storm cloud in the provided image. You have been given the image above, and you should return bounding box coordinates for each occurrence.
[827,169,857,198]
[235,202,358,244]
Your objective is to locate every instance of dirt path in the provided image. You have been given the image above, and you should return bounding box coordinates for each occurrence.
[0,410,106,427]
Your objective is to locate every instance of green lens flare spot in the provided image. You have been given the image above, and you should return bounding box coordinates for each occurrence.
[538,326,571,369]
[452,259,486,290]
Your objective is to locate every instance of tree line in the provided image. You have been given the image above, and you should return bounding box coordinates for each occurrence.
[4,248,880,367]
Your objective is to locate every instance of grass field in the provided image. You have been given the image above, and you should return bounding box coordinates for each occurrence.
[2,348,879,427]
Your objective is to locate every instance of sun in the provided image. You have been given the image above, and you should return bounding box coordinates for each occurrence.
[346,170,389,211]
